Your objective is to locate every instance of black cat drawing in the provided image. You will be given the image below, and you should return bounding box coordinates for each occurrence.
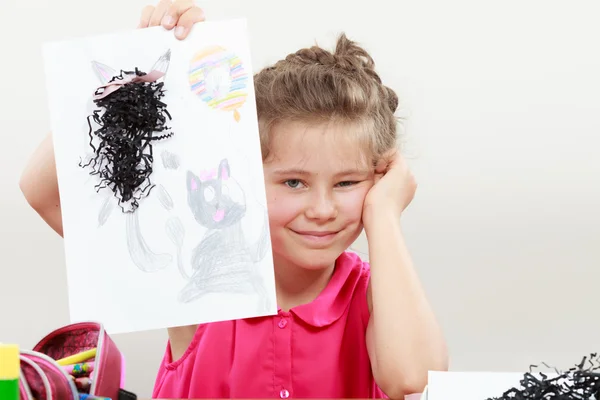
[176,158,271,312]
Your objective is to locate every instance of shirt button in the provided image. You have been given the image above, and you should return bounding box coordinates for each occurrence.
[278,319,287,328]
[280,389,290,398]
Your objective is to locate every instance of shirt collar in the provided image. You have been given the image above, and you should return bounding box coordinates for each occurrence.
[288,251,366,328]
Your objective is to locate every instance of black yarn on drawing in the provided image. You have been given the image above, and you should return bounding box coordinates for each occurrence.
[80,68,173,212]
[486,353,600,400]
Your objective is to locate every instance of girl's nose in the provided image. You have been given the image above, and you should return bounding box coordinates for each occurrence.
[305,191,337,221]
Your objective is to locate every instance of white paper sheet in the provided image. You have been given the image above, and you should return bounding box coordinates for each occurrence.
[427,371,560,400]
[42,19,277,334]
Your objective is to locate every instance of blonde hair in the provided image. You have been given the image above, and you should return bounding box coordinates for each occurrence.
[254,33,399,164]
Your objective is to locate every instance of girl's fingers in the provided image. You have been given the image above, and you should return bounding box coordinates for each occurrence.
[162,0,195,29]
[374,153,393,174]
[173,6,205,39]
[138,5,155,28]
[379,149,402,174]
[138,0,205,39]
[149,0,172,27]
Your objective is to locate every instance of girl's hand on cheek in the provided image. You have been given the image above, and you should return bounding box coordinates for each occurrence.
[363,150,417,228]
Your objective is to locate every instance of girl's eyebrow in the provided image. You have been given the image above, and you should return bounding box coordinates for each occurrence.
[271,168,310,176]
[271,168,371,177]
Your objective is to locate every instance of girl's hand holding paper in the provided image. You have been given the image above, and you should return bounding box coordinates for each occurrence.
[138,0,206,39]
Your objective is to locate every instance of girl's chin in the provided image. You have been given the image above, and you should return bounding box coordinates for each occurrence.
[275,248,343,271]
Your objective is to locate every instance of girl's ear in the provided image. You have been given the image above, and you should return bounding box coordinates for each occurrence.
[91,61,117,84]
[151,49,172,78]
[218,159,230,180]
[187,171,201,192]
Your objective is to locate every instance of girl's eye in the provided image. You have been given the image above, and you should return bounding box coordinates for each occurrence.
[284,179,303,189]
[337,181,358,187]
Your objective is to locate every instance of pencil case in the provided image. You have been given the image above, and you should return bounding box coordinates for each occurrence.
[17,321,135,400]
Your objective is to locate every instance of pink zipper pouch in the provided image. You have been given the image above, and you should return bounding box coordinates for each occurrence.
[18,321,133,400]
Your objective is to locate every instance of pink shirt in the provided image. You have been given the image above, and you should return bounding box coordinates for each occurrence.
[152,251,386,399]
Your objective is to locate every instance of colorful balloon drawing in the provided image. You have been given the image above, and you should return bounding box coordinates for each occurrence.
[189,46,249,122]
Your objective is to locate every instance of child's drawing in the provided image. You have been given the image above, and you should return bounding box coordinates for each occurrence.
[83,50,177,273]
[170,159,270,311]
[43,20,277,334]
[189,46,249,122]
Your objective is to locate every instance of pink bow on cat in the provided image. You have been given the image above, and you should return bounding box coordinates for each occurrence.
[93,70,165,100]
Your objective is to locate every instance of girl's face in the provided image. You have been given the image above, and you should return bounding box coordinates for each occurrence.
[263,120,375,272]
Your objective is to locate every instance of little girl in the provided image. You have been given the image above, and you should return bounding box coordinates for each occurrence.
[20,1,448,398]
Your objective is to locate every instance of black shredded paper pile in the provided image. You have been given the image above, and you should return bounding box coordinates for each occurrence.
[486,353,600,400]
[81,68,173,212]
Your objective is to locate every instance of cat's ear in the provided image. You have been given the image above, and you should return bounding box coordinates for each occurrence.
[91,61,117,84]
[187,171,201,192]
[151,49,171,79]
[218,159,230,180]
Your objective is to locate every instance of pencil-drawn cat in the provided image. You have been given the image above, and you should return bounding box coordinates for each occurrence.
[89,50,175,273]
[171,158,271,311]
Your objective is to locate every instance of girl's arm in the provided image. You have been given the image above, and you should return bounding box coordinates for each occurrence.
[362,152,448,399]
[364,214,448,399]
[19,133,64,237]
